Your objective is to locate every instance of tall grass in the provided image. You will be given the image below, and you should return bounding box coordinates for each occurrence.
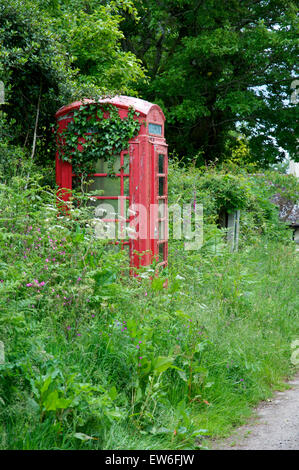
[0,167,298,450]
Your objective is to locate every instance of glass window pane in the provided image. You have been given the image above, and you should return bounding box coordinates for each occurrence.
[159,200,165,218]
[148,123,162,135]
[110,154,129,173]
[87,175,120,196]
[122,153,130,173]
[158,154,164,173]
[123,177,130,196]
[159,243,165,262]
[94,157,122,174]
[159,177,165,196]
[89,198,119,217]
[159,221,165,240]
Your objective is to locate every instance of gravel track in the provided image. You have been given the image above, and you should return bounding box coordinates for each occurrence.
[213,372,299,450]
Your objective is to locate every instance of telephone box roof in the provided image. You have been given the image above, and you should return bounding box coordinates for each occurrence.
[55,95,165,120]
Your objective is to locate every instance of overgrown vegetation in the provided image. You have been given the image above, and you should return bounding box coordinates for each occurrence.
[0,0,145,166]
[0,0,298,451]
[168,160,299,248]
[57,102,142,177]
[1,0,298,168]
[120,0,299,165]
[0,162,298,450]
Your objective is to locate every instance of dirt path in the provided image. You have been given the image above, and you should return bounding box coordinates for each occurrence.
[212,372,299,450]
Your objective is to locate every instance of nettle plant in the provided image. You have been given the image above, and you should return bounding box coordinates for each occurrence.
[57,102,142,179]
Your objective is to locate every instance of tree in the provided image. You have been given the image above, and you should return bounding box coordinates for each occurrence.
[120,0,299,166]
[0,0,77,162]
[38,0,145,95]
[0,0,144,164]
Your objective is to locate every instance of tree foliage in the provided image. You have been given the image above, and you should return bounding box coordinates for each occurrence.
[1,0,298,167]
[38,0,145,94]
[0,0,76,159]
[120,0,299,166]
[0,0,144,164]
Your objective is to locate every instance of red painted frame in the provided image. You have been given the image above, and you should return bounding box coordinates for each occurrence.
[55,95,168,270]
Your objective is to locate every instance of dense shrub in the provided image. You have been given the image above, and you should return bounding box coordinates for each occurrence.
[168,159,298,247]
[0,162,298,449]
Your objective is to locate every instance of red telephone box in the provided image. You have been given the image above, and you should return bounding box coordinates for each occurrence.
[55,95,168,270]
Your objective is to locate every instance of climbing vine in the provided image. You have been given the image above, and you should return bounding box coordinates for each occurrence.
[57,103,142,178]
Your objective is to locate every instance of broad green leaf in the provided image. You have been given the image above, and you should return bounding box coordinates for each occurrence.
[153,356,174,374]
[40,376,52,397]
